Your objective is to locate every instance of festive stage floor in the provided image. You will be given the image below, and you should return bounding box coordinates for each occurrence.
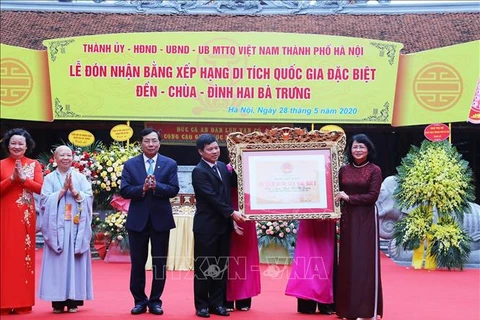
[13,249,480,319]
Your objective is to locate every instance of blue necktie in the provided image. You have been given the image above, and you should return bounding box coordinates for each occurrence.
[147,158,154,175]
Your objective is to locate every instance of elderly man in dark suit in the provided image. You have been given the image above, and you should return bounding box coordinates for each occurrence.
[192,133,246,318]
[120,128,179,315]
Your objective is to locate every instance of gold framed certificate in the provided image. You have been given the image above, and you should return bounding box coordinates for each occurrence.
[227,127,345,220]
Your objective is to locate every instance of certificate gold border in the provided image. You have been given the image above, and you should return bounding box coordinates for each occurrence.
[227,127,346,220]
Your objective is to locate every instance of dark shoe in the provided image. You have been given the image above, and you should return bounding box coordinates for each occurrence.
[209,306,230,316]
[67,307,78,313]
[52,308,64,314]
[196,308,210,318]
[149,305,164,315]
[318,305,335,315]
[131,304,147,315]
[299,310,315,314]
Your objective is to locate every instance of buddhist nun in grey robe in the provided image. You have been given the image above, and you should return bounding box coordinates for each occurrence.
[38,146,93,313]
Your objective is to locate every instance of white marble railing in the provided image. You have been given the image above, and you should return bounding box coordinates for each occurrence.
[1,0,479,15]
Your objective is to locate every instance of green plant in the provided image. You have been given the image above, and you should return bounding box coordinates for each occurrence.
[393,140,475,269]
[428,216,472,270]
[92,141,141,194]
[100,211,129,251]
[393,205,432,251]
[256,220,298,251]
[394,140,475,221]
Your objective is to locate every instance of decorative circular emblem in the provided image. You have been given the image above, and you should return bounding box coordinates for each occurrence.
[1,58,33,107]
[413,63,463,112]
[424,123,450,142]
[281,162,293,174]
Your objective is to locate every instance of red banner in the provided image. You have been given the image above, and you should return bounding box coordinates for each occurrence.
[146,122,290,145]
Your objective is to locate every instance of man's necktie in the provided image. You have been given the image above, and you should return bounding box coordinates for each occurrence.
[212,164,222,180]
[147,158,154,175]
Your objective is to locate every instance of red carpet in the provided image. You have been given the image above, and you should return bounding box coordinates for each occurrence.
[11,249,480,319]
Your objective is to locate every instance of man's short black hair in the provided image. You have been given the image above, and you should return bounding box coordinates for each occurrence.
[196,133,217,151]
[139,128,161,142]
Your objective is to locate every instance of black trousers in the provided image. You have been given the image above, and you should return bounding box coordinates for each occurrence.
[193,231,231,310]
[128,219,170,307]
[297,299,335,314]
[52,300,83,309]
[225,298,251,310]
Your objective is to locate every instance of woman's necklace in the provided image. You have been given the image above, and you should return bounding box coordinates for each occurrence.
[352,161,370,168]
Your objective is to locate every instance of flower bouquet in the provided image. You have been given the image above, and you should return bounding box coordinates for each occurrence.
[100,211,129,252]
[393,205,433,251]
[393,140,475,270]
[91,141,141,208]
[256,220,298,251]
[428,216,472,270]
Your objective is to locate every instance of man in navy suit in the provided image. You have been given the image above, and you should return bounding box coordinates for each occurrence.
[192,134,246,318]
[120,128,179,315]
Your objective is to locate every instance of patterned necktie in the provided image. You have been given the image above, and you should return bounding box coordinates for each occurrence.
[147,158,154,175]
[212,164,222,180]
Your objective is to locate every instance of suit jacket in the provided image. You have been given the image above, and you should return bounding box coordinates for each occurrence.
[192,160,234,235]
[120,153,179,232]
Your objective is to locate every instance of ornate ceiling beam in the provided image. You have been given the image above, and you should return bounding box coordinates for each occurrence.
[1,0,479,15]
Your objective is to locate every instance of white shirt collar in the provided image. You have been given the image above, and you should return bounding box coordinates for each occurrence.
[143,153,158,164]
[202,159,217,168]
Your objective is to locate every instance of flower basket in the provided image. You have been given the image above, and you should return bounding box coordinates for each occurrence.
[104,241,130,263]
[94,243,108,260]
[393,140,475,270]
[256,220,297,264]
[92,232,110,260]
[91,142,141,209]
[97,210,129,263]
